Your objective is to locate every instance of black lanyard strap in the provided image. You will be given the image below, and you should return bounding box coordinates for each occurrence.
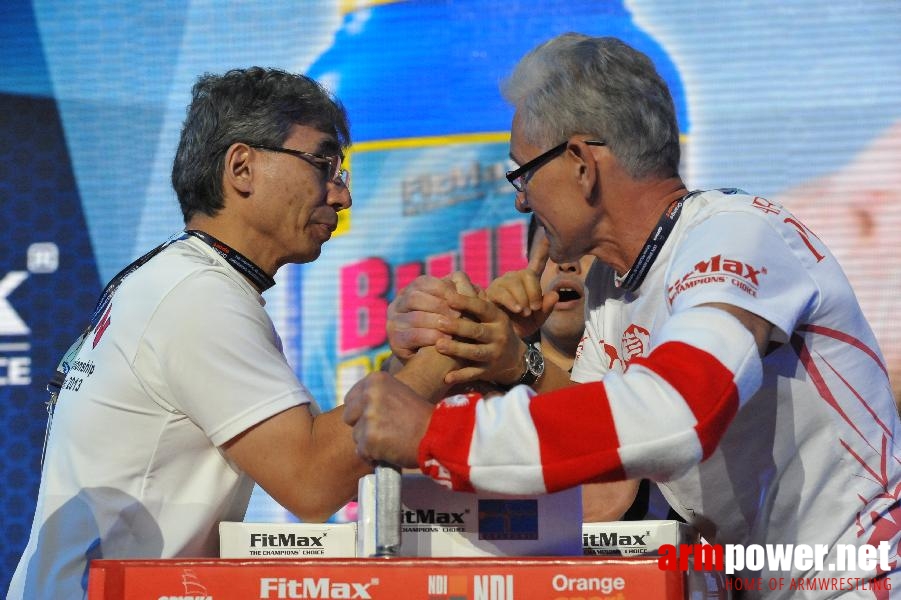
[43,231,180,467]
[88,235,179,329]
[52,230,273,391]
[43,228,275,467]
[184,230,275,292]
[616,190,698,292]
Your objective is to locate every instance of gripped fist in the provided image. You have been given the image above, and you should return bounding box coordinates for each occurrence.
[386,276,459,361]
[343,372,433,468]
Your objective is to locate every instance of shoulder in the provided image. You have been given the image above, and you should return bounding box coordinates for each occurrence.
[665,189,831,342]
[141,239,261,304]
[677,189,829,268]
[681,188,784,227]
[123,240,269,339]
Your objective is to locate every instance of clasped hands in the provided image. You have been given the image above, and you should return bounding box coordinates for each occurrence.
[343,237,558,467]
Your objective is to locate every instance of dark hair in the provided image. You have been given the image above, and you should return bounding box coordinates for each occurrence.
[171,67,350,222]
[502,34,680,179]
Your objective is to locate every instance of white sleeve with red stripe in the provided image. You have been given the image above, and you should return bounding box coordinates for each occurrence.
[418,306,763,494]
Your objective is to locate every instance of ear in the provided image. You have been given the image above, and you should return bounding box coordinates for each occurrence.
[223,142,254,196]
[566,138,603,201]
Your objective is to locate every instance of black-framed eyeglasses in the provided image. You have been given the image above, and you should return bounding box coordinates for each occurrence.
[506,140,606,193]
[249,144,349,187]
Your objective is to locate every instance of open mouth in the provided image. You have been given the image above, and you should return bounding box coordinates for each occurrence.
[557,287,582,302]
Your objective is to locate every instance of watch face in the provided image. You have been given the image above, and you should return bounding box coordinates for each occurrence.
[526,345,545,377]
[517,344,545,386]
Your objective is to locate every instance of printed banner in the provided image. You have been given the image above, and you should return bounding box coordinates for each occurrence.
[86,557,689,600]
[2,0,900,588]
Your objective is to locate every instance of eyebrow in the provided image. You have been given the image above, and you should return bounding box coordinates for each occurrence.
[317,138,342,157]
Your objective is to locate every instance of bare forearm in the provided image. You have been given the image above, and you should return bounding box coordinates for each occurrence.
[532,358,576,393]
[394,346,458,402]
[225,405,373,523]
[296,407,373,521]
[582,480,640,522]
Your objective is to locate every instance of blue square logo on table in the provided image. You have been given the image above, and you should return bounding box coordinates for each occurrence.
[477,499,539,540]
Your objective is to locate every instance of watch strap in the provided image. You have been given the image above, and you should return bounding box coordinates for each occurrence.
[516,342,544,386]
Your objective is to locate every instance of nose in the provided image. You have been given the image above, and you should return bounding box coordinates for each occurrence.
[327,181,352,211]
[514,190,531,213]
[557,260,580,273]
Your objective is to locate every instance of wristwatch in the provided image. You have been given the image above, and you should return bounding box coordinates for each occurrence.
[516,342,545,387]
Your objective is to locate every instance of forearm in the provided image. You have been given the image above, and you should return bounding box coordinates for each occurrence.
[531,358,575,393]
[225,405,373,523]
[300,407,374,521]
[394,346,458,402]
[419,307,762,494]
[582,480,641,522]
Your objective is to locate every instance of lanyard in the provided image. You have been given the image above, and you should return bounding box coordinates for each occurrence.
[42,232,180,467]
[615,190,698,292]
[87,234,181,330]
[184,230,275,292]
[86,230,272,334]
[42,229,274,467]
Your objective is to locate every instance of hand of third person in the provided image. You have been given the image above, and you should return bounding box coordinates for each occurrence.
[432,284,530,387]
[486,232,558,340]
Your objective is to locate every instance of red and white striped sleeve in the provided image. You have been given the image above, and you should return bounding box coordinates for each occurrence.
[418,306,763,494]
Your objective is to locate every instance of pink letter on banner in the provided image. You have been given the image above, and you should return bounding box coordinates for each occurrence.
[426,252,456,279]
[496,220,527,275]
[460,228,491,288]
[394,261,423,295]
[339,257,389,354]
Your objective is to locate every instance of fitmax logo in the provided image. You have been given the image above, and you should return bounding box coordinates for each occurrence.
[583,532,649,547]
[259,577,377,599]
[667,253,767,303]
[250,533,324,548]
[402,509,465,524]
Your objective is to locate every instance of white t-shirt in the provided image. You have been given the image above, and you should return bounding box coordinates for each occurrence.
[418,190,901,598]
[9,236,312,599]
[571,189,900,595]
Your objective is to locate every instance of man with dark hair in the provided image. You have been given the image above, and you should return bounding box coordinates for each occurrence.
[345,35,901,594]
[522,216,592,371]
[8,67,445,599]
[519,217,642,522]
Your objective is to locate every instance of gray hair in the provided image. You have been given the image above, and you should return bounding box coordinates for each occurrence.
[172,67,350,222]
[501,34,680,179]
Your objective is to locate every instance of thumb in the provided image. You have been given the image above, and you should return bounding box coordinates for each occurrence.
[342,377,369,425]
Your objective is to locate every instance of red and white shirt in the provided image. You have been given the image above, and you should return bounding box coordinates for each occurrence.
[419,190,901,597]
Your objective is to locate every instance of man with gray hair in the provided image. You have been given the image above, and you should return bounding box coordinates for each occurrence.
[346,35,901,596]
